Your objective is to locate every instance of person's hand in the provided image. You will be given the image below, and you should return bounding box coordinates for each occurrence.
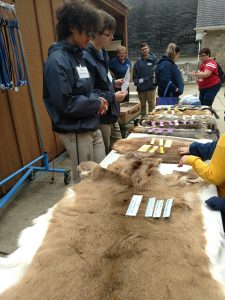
[177,155,189,167]
[178,146,190,155]
[115,91,128,103]
[205,196,225,213]
[98,97,108,115]
[189,71,197,76]
[114,79,124,88]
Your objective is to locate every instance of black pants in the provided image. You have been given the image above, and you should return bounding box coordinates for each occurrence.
[199,82,221,106]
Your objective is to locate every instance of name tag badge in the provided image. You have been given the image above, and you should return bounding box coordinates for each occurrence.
[107,71,113,82]
[139,78,144,83]
[76,66,90,79]
[147,63,152,66]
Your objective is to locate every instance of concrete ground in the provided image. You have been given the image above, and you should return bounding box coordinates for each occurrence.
[0,83,225,255]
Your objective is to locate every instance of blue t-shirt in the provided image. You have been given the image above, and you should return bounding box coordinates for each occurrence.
[109,57,131,79]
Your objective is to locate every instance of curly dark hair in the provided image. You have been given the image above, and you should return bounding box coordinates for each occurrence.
[56,1,102,40]
[98,10,116,34]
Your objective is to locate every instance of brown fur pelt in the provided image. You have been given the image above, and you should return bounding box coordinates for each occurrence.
[113,136,191,163]
[132,126,219,141]
[1,154,224,300]
[142,115,217,130]
[151,106,213,116]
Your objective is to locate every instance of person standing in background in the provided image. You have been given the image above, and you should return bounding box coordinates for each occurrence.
[156,43,184,100]
[83,10,127,155]
[109,46,131,102]
[133,42,157,116]
[190,47,221,107]
[43,1,107,182]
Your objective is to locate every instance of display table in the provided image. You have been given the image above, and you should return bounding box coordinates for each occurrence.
[101,132,225,291]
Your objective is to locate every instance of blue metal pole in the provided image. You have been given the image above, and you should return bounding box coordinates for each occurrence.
[0,168,33,209]
[32,167,65,172]
[0,154,45,186]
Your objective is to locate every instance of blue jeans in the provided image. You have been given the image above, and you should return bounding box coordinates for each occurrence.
[199,82,221,106]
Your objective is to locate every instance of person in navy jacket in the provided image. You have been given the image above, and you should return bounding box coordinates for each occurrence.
[156,43,184,98]
[43,2,107,182]
[109,46,131,102]
[133,42,157,116]
[83,10,127,154]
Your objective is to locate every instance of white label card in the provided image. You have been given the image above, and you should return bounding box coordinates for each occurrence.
[139,78,144,83]
[163,199,173,218]
[76,66,90,79]
[126,195,143,216]
[149,146,158,153]
[121,67,130,92]
[164,139,172,148]
[138,144,151,152]
[150,138,155,145]
[159,139,164,146]
[153,200,164,218]
[145,197,156,217]
[107,71,113,83]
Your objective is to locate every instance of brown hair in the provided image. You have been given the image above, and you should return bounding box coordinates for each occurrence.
[199,47,211,56]
[98,10,116,34]
[140,42,149,49]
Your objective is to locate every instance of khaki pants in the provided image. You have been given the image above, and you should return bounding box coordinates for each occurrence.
[100,122,122,155]
[58,130,105,182]
[138,89,156,116]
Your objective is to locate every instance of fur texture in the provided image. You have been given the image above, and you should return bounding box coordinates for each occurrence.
[132,126,218,140]
[112,136,192,163]
[0,154,224,300]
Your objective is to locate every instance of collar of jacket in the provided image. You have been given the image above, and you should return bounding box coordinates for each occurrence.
[56,40,82,54]
[86,43,109,62]
[158,55,175,65]
[141,53,154,61]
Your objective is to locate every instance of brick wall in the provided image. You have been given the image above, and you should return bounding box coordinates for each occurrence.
[202,30,225,68]
[127,0,198,59]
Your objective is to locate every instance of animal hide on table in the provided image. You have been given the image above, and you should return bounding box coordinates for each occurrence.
[132,126,218,141]
[112,136,192,163]
[0,154,225,300]
[152,106,214,116]
[142,114,218,131]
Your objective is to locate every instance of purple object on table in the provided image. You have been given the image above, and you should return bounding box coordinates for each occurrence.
[156,128,164,134]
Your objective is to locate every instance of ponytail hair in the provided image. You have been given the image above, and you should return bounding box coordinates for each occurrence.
[166,43,180,61]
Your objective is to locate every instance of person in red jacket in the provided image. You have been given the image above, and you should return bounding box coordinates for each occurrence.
[190,47,221,107]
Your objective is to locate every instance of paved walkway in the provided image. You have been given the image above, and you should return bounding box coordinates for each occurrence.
[0,84,224,254]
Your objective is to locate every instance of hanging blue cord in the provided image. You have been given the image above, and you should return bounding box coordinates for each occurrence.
[0,30,11,89]
[14,19,26,85]
[1,16,13,86]
[0,28,10,84]
[0,54,6,90]
[8,20,22,86]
